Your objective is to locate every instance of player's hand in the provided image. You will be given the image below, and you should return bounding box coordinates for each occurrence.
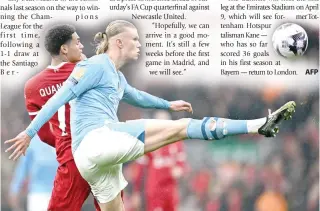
[169,100,193,113]
[5,131,31,161]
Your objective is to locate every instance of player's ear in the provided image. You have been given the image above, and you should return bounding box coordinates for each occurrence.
[116,39,123,49]
[60,44,68,54]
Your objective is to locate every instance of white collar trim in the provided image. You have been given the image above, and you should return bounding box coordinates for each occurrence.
[47,62,68,70]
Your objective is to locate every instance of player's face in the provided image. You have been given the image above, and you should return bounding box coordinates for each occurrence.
[66,32,83,63]
[119,27,141,61]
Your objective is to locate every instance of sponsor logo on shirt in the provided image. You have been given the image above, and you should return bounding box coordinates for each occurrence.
[71,67,86,81]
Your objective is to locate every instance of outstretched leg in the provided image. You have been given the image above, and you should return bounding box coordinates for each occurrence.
[73,101,295,210]
[141,101,296,153]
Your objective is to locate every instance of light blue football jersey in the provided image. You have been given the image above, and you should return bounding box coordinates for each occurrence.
[26,54,170,153]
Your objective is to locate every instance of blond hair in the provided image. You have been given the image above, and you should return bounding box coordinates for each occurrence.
[94,20,136,55]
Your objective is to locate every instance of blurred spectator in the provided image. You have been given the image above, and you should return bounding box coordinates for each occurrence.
[8,135,58,211]
[130,111,188,211]
[255,191,288,211]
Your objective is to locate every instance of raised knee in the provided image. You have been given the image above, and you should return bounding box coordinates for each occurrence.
[177,118,191,125]
[176,118,191,138]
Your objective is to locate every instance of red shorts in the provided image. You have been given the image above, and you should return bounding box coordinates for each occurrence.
[146,186,178,211]
[48,160,100,211]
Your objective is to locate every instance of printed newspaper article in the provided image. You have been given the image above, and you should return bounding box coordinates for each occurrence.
[1,0,319,211]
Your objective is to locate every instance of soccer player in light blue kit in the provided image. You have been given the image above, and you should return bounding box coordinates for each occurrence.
[6,20,296,211]
[9,135,58,211]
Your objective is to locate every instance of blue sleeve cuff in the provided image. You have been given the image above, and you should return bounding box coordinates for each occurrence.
[25,128,37,139]
[163,100,171,109]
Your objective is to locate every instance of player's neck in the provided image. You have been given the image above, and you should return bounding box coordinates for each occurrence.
[51,55,68,66]
[106,52,125,71]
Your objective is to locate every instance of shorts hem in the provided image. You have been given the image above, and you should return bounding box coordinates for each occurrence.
[94,181,128,204]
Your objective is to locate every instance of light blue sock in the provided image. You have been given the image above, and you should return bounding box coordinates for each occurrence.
[187,117,248,140]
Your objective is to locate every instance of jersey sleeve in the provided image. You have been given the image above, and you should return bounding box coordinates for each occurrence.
[25,82,76,139]
[24,80,41,114]
[25,61,103,139]
[67,62,104,97]
[29,115,55,147]
[121,74,170,109]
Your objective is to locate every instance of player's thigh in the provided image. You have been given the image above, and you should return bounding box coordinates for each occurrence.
[123,119,183,137]
[27,193,51,211]
[74,162,127,205]
[48,161,91,211]
[125,119,189,153]
[75,124,145,168]
[73,123,147,204]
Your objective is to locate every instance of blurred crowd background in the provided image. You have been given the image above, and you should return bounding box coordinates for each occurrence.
[2,82,319,211]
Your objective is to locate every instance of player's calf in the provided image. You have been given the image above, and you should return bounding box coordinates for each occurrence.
[143,117,253,153]
[143,101,295,153]
[186,117,251,140]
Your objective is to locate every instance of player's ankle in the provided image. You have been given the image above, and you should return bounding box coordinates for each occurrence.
[247,117,267,133]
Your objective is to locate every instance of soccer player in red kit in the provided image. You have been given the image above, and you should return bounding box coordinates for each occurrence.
[132,111,187,211]
[24,24,100,211]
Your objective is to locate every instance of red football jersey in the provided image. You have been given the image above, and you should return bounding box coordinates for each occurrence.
[147,142,186,190]
[134,142,186,192]
[24,62,75,165]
